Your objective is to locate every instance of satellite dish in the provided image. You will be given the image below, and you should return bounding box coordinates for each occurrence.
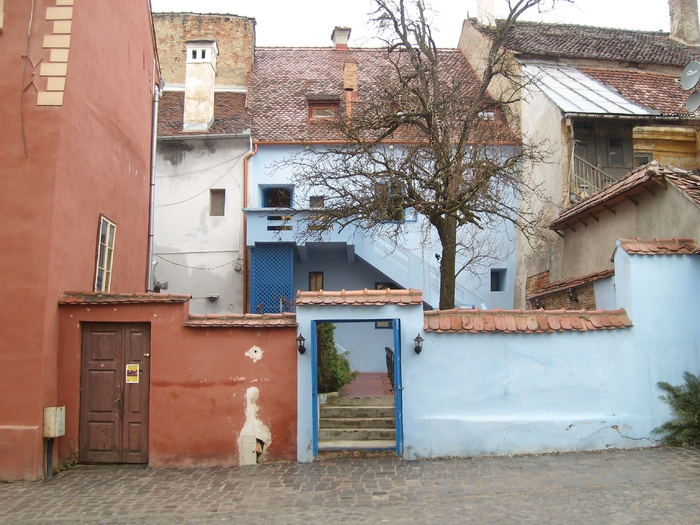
[686,91,700,112]
[681,61,700,90]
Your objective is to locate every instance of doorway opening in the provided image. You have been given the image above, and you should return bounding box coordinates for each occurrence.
[311,318,402,456]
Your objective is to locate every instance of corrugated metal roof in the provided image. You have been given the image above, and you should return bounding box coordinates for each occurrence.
[522,63,656,116]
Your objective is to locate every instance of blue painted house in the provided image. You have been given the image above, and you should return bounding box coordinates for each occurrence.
[245,28,520,317]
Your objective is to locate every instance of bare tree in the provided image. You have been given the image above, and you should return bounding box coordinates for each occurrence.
[278,0,569,310]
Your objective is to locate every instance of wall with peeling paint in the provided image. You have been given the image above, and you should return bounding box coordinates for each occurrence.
[57,300,297,469]
[153,136,249,314]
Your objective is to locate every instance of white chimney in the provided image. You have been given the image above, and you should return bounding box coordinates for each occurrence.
[669,0,700,46]
[183,40,219,132]
[477,0,495,26]
[331,27,351,50]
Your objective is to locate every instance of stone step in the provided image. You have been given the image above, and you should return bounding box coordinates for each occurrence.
[320,417,395,429]
[324,396,395,407]
[319,428,396,441]
[317,440,396,452]
[320,405,395,419]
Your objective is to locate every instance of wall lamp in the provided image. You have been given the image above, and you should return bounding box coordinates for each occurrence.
[296,334,306,355]
[414,334,424,355]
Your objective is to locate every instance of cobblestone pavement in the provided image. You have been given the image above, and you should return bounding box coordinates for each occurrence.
[1,447,699,524]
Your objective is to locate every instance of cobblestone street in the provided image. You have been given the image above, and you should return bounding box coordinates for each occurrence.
[1,447,699,524]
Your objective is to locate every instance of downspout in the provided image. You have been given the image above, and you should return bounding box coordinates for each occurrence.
[242,138,258,312]
[146,79,164,292]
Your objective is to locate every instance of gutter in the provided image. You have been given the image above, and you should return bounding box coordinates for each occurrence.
[158,131,251,141]
[146,79,164,292]
[242,138,258,313]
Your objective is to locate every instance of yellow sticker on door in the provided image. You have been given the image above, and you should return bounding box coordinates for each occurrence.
[126,364,139,384]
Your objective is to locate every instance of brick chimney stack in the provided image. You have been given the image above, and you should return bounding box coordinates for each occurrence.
[669,0,700,46]
[331,27,351,50]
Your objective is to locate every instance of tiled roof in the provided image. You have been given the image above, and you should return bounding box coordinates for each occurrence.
[478,21,699,68]
[581,68,693,116]
[158,91,251,136]
[522,63,654,116]
[423,308,632,333]
[527,270,615,301]
[550,162,699,231]
[183,313,297,328]
[247,47,518,144]
[618,237,700,255]
[59,292,191,305]
[295,288,422,306]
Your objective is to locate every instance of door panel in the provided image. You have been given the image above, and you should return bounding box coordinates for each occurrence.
[80,323,150,464]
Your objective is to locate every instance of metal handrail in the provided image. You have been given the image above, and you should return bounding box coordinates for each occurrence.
[570,155,617,197]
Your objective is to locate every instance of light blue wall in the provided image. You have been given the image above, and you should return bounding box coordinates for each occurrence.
[296,248,700,461]
[251,143,518,309]
[334,322,394,372]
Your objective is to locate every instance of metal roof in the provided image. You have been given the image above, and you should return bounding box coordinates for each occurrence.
[522,63,657,116]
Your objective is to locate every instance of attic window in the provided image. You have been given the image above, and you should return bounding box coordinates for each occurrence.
[308,100,339,120]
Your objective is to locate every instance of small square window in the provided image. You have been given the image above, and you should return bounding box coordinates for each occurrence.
[309,272,324,292]
[210,189,225,216]
[491,268,506,292]
[95,216,116,292]
[635,152,652,166]
[309,196,324,208]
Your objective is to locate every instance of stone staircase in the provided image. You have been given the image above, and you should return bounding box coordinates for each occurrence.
[318,395,396,451]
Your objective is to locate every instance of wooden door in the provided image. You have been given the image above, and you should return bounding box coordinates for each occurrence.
[79,323,150,463]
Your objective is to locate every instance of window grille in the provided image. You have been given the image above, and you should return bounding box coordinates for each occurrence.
[251,244,294,313]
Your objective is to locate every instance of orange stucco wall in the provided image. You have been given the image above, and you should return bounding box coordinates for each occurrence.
[0,0,158,480]
[57,302,298,469]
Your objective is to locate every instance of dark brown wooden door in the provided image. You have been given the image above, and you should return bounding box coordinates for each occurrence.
[80,323,150,463]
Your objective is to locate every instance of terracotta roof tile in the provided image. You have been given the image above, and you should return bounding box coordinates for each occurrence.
[527,269,615,300]
[248,47,519,145]
[550,162,700,231]
[158,91,251,136]
[59,292,191,305]
[296,288,422,306]
[423,308,632,334]
[477,20,699,68]
[618,237,700,255]
[183,313,297,328]
[580,68,694,117]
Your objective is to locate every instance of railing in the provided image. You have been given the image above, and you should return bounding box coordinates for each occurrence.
[570,155,617,197]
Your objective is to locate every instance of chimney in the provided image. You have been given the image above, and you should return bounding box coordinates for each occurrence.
[183,40,219,132]
[476,0,495,26]
[343,59,358,116]
[331,26,351,50]
[669,0,700,46]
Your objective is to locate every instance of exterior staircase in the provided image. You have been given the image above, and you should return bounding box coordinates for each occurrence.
[318,395,396,451]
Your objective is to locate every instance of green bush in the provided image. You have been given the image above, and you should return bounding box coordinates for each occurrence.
[653,371,700,446]
[316,323,357,394]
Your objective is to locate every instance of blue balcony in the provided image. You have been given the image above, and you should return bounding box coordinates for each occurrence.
[244,208,357,247]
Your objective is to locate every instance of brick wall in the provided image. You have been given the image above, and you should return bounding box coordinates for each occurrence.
[525,271,550,298]
[528,283,597,311]
[153,13,255,86]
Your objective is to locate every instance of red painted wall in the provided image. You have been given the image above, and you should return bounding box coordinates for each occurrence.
[0,0,158,480]
[57,302,298,468]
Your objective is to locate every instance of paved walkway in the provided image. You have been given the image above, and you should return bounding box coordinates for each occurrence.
[1,447,699,524]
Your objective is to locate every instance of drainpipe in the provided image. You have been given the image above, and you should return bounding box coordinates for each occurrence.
[146,79,164,292]
[242,138,258,312]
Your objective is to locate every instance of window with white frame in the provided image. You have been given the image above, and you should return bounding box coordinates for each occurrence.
[95,216,116,292]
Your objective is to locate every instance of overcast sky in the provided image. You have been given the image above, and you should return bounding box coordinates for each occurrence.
[150,0,680,47]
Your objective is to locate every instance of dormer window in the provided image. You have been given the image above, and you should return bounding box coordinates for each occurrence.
[308,99,339,121]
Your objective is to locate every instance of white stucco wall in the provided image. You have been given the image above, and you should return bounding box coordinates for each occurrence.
[154,136,250,313]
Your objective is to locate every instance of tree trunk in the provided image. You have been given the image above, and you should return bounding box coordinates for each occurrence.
[436,214,458,310]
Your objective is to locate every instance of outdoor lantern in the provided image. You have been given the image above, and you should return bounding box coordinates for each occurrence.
[296,334,306,355]
[414,334,424,355]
